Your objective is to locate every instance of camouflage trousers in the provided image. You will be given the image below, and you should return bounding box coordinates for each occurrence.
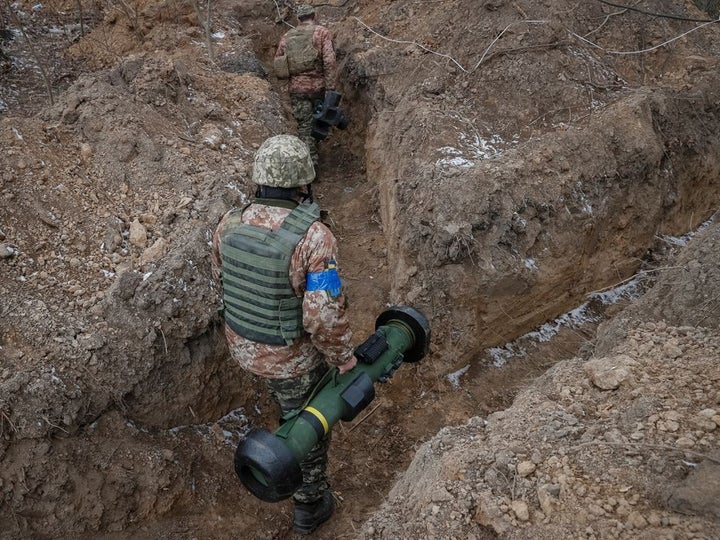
[290,92,324,166]
[265,362,331,504]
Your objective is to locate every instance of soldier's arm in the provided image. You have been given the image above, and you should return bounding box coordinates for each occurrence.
[318,27,338,89]
[292,222,354,368]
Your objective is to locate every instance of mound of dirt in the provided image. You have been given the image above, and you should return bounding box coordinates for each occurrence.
[361,222,720,539]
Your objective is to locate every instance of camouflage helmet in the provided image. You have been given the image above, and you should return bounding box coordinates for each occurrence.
[296,4,316,18]
[252,135,316,188]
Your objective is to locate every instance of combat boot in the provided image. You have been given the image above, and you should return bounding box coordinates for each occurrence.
[293,490,334,535]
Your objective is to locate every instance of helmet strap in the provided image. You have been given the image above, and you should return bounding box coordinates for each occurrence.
[300,183,314,203]
[255,185,312,202]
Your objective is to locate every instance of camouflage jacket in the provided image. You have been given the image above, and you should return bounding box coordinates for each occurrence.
[275,22,337,95]
[211,198,354,379]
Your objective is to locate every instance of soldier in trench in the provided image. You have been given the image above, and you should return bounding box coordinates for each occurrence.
[274,3,338,167]
[211,134,357,535]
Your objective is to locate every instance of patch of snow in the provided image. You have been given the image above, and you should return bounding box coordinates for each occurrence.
[168,407,249,447]
[447,364,470,390]
[435,113,520,168]
[659,211,717,247]
[589,278,641,305]
[50,366,62,384]
[204,133,220,145]
[438,155,475,168]
[486,277,642,367]
[523,258,538,270]
[142,271,153,281]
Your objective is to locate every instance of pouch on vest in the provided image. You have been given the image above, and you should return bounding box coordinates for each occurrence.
[285,26,322,75]
[274,55,290,79]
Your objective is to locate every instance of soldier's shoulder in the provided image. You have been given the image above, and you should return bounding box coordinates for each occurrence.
[315,24,333,37]
[305,220,337,247]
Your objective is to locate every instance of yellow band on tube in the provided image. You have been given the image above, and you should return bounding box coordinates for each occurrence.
[303,406,329,435]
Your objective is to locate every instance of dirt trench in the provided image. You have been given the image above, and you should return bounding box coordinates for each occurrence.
[1,1,720,539]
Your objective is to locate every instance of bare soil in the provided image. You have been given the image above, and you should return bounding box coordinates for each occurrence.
[1,1,719,539]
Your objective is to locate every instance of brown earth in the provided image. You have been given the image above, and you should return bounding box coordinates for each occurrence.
[1,1,719,539]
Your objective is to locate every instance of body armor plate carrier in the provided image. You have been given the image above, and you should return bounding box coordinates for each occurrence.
[285,25,322,75]
[220,201,321,345]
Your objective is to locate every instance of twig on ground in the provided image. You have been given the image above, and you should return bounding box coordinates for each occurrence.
[569,19,720,55]
[348,402,382,432]
[1,410,17,435]
[574,440,720,464]
[159,324,168,353]
[272,0,295,29]
[353,16,467,72]
[584,266,685,296]
[41,415,70,434]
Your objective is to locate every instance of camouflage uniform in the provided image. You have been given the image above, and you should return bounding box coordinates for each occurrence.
[212,187,353,503]
[266,362,331,503]
[275,20,337,165]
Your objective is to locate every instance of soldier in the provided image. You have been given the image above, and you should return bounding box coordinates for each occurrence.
[211,134,356,535]
[274,4,337,166]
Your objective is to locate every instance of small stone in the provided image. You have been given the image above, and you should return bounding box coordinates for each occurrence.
[0,243,15,258]
[517,461,536,477]
[627,511,648,529]
[658,419,680,432]
[139,238,167,266]
[200,125,224,150]
[693,415,717,432]
[511,500,529,521]
[537,484,557,516]
[584,355,633,390]
[663,342,682,359]
[80,142,93,161]
[431,487,453,502]
[676,437,695,448]
[128,219,147,249]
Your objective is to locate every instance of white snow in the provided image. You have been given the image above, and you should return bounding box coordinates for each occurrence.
[486,278,642,367]
[446,364,470,390]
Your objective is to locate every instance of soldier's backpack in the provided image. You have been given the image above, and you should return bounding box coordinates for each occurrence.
[274,55,290,79]
[284,25,322,75]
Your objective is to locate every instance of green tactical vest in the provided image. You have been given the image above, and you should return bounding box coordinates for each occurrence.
[285,25,322,75]
[219,200,321,345]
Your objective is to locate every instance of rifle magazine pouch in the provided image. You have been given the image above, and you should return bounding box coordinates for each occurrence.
[274,55,290,79]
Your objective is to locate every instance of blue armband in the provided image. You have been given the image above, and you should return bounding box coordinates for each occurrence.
[306,263,342,297]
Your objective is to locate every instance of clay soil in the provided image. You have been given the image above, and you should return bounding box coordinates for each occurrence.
[1,1,720,539]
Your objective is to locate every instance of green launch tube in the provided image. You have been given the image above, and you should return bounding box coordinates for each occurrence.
[234,306,430,502]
